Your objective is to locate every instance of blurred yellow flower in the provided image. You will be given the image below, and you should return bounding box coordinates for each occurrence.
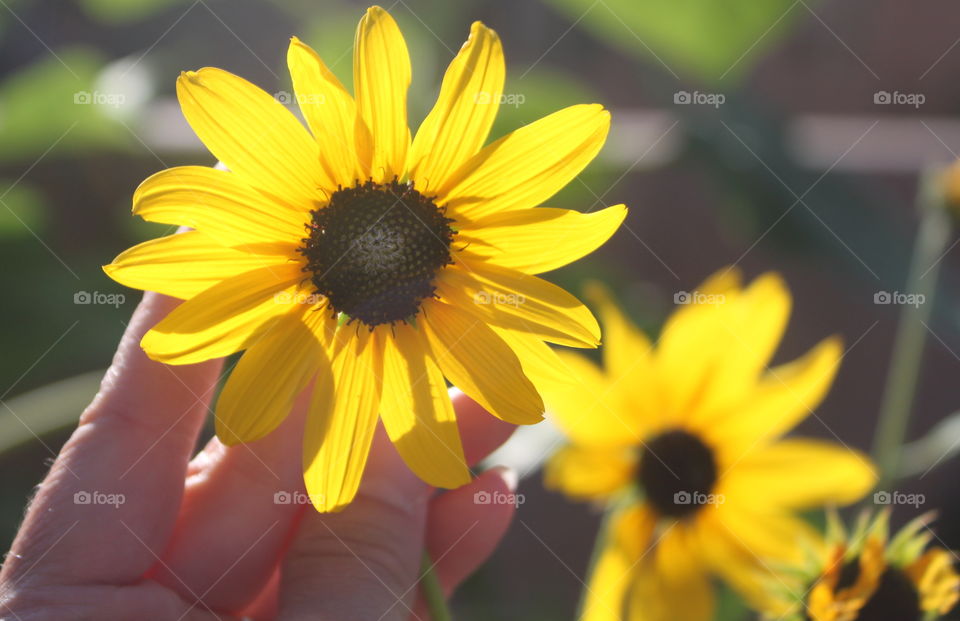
[766,510,959,621]
[104,6,625,512]
[540,269,876,621]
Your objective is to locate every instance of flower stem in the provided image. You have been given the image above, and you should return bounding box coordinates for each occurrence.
[574,508,617,620]
[871,169,952,487]
[420,550,452,621]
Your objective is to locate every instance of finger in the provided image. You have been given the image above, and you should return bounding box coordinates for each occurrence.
[236,566,280,621]
[278,390,516,621]
[153,384,311,611]
[358,389,516,508]
[278,423,429,621]
[2,291,223,587]
[414,466,518,619]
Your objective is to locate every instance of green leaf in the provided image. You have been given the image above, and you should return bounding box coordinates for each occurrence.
[0,371,104,456]
[78,0,192,24]
[0,181,46,239]
[0,47,131,162]
[898,409,960,478]
[543,0,808,84]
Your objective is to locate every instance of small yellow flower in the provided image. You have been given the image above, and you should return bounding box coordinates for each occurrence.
[539,269,876,621]
[766,511,960,621]
[104,6,625,512]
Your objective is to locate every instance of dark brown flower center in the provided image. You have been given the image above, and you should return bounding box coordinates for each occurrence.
[299,179,454,327]
[820,563,921,621]
[638,429,718,519]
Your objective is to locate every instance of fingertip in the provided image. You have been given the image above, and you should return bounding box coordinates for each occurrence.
[450,389,516,467]
[487,464,518,494]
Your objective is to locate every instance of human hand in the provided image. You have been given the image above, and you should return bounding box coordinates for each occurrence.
[0,292,519,620]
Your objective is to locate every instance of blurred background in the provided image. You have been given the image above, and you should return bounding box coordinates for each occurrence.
[2,0,960,618]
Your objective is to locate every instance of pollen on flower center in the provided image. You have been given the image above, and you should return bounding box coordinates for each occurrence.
[298,179,454,328]
[638,429,718,519]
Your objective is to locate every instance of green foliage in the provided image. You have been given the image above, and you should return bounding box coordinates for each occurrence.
[543,0,807,83]
[0,48,131,162]
[79,0,192,24]
[0,181,46,239]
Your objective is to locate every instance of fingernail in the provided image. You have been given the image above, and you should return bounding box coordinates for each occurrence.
[488,465,517,492]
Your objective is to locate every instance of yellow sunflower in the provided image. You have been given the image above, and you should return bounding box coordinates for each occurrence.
[538,269,876,621]
[104,6,626,512]
[765,510,960,621]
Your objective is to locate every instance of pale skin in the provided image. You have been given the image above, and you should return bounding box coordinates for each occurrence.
[0,291,519,620]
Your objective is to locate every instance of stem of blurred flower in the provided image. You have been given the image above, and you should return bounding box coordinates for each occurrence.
[420,551,452,621]
[871,168,952,488]
[574,508,617,620]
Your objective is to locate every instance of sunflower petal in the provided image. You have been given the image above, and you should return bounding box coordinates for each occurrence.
[132,166,308,246]
[303,328,382,512]
[437,104,610,222]
[581,505,655,621]
[215,306,327,445]
[543,444,635,500]
[176,68,328,207]
[353,6,410,182]
[379,325,470,488]
[704,503,816,564]
[707,336,843,450]
[104,230,293,300]
[420,299,543,424]
[287,37,369,186]
[489,326,572,390]
[437,262,600,347]
[628,529,714,621]
[723,439,876,509]
[691,273,792,419]
[408,21,504,192]
[545,350,643,446]
[140,263,304,364]
[583,282,655,394]
[457,205,626,274]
